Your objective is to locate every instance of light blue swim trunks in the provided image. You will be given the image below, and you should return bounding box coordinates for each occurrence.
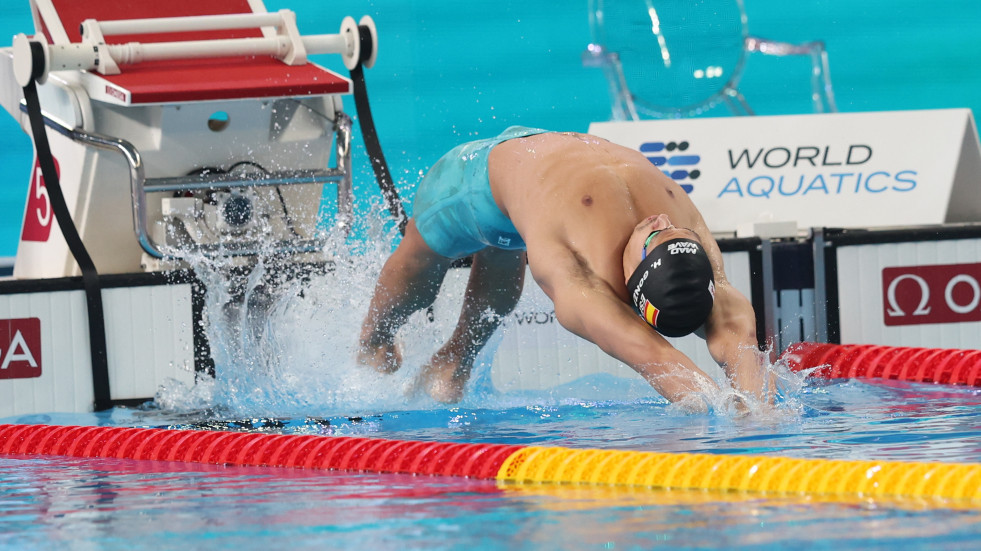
[413,126,550,258]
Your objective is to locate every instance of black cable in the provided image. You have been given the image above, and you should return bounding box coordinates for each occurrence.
[226,160,301,239]
[350,25,407,235]
[227,160,270,174]
[349,25,439,321]
[23,41,112,411]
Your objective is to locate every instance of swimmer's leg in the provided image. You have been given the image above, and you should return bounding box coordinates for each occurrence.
[420,247,526,403]
[359,219,453,373]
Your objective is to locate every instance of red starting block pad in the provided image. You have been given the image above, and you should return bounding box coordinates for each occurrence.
[34,0,351,104]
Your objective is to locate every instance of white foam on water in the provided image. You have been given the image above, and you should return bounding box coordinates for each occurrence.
[154,200,808,421]
[155,203,469,417]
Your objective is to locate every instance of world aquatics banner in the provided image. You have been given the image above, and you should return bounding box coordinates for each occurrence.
[590,109,981,234]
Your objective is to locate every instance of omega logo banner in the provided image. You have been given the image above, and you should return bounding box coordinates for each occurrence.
[589,109,981,233]
[882,263,981,326]
[0,318,42,379]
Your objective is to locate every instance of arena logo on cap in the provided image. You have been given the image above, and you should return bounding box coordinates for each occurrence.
[668,242,700,255]
[639,141,701,193]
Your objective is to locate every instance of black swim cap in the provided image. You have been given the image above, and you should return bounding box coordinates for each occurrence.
[626,238,716,337]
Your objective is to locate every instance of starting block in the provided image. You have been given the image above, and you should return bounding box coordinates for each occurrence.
[0,0,382,417]
[2,0,375,278]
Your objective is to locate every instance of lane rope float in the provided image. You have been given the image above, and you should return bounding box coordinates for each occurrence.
[2,424,979,503]
[781,342,981,386]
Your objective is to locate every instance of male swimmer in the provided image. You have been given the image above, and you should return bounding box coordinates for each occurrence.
[358,127,769,409]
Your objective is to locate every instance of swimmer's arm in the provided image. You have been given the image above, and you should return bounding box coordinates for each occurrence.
[529,249,718,406]
[692,222,773,405]
[703,282,773,403]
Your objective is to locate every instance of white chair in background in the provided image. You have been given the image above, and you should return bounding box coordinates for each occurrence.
[583,0,837,119]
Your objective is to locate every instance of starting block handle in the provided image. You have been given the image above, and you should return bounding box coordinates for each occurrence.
[108,36,296,65]
[12,11,374,84]
[93,12,289,36]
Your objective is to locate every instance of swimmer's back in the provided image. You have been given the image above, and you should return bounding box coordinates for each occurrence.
[489,132,705,247]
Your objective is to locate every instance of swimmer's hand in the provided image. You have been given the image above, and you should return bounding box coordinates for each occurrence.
[727,394,750,417]
[726,390,785,419]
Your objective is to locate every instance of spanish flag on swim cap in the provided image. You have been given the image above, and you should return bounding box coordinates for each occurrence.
[642,301,660,326]
[626,237,715,338]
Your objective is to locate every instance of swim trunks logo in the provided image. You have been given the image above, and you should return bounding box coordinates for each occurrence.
[497,236,511,247]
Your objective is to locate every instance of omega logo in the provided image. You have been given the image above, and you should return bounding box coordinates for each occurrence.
[882,263,981,326]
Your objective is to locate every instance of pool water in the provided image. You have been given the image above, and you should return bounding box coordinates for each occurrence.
[3,379,981,551]
[2,454,979,551]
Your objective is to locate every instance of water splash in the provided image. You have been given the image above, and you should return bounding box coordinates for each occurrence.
[654,345,808,422]
[147,198,483,419]
[150,202,809,422]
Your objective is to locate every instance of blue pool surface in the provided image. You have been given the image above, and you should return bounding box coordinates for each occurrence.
[3,453,980,551]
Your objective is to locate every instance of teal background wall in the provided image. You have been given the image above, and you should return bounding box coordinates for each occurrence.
[1,0,979,257]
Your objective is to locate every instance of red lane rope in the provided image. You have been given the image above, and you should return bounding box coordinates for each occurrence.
[781,342,981,386]
[0,424,521,478]
[6,422,981,502]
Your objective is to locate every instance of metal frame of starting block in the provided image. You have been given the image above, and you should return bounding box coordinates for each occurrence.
[0,0,386,417]
[2,0,377,278]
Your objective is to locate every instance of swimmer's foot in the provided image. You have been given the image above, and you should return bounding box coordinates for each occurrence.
[357,335,402,374]
[415,349,471,404]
